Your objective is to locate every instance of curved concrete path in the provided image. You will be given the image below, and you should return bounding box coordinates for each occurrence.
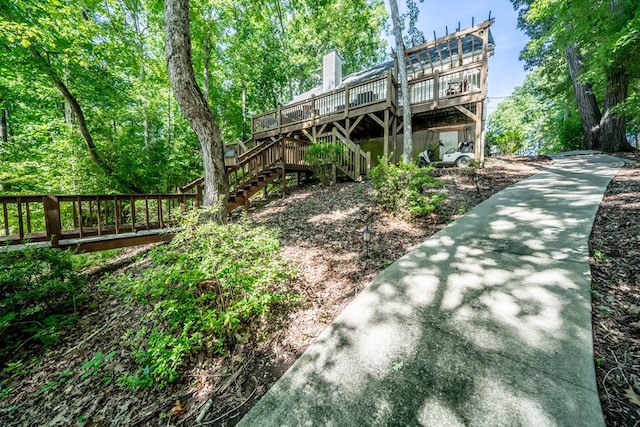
[239,155,626,427]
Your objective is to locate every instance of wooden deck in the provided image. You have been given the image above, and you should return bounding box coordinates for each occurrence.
[251,20,493,162]
[0,137,362,252]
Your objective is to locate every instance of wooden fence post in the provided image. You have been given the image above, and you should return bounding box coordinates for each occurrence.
[281,138,287,197]
[354,144,361,178]
[44,194,61,248]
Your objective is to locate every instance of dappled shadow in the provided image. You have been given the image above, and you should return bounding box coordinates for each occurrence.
[238,155,625,426]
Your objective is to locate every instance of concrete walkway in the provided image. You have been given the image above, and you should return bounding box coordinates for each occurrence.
[239,155,626,427]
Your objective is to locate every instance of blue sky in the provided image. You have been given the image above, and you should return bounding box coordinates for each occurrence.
[383,0,530,113]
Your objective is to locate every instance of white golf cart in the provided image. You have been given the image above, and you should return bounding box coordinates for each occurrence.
[417,140,475,168]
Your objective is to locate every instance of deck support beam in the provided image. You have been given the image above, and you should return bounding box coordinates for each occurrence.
[474,100,484,163]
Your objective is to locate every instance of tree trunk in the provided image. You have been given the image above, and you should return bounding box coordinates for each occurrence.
[29,47,141,193]
[600,65,634,152]
[565,44,602,150]
[388,0,413,162]
[203,33,211,103]
[0,105,8,144]
[242,82,247,141]
[165,0,227,222]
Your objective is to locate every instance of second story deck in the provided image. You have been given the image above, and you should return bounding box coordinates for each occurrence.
[252,19,494,142]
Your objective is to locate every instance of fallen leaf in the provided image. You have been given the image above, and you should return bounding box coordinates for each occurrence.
[629,321,640,330]
[629,305,640,315]
[392,361,403,371]
[625,388,640,407]
[167,400,185,417]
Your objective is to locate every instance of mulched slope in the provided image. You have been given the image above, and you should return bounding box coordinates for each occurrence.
[0,157,581,427]
[590,154,640,426]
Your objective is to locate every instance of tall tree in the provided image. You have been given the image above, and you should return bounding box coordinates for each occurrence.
[565,44,602,150]
[512,0,638,152]
[165,0,227,222]
[388,0,412,162]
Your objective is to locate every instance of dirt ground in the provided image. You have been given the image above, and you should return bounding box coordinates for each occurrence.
[0,154,637,426]
[589,153,640,426]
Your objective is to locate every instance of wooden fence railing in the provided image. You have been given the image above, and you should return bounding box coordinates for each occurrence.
[0,193,199,249]
[252,73,390,134]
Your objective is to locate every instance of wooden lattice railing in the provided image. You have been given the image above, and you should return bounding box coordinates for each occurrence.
[0,193,200,249]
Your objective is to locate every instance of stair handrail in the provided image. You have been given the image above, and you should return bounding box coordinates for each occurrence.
[178,176,204,194]
[227,138,284,196]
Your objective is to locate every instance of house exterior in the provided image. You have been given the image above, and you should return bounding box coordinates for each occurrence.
[251,19,495,169]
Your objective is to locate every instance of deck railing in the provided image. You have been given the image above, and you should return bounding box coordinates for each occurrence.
[315,130,371,179]
[252,73,390,135]
[252,63,482,136]
[404,65,482,106]
[0,193,200,248]
[179,138,314,205]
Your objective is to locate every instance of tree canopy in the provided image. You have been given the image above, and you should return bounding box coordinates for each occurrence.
[490,0,639,153]
[0,0,388,195]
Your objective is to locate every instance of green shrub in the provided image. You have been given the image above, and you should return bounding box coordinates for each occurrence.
[303,142,348,185]
[0,247,86,360]
[370,158,446,218]
[103,211,296,387]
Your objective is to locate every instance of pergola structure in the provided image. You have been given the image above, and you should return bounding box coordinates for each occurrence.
[251,19,495,167]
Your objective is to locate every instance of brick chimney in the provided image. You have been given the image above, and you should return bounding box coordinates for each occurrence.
[322,49,342,92]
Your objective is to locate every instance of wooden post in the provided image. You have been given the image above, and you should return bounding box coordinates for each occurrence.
[281,138,286,197]
[433,70,440,105]
[354,143,361,178]
[344,84,350,118]
[386,70,393,108]
[480,28,489,98]
[44,195,61,248]
[475,101,485,166]
[16,197,24,240]
[196,184,203,207]
[383,109,390,160]
[345,117,351,142]
[277,106,282,134]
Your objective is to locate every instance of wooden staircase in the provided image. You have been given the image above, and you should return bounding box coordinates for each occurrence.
[179,136,370,213]
[179,137,312,213]
[226,166,283,212]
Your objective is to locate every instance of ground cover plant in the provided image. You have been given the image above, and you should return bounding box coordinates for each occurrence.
[101,211,297,388]
[0,247,86,361]
[370,159,446,218]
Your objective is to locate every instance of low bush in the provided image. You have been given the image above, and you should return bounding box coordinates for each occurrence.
[303,142,348,185]
[0,247,86,361]
[103,211,297,387]
[370,158,446,218]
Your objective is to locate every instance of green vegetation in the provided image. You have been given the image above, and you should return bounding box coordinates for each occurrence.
[0,211,296,390]
[303,142,348,185]
[102,211,296,387]
[0,247,86,360]
[0,0,387,195]
[486,71,585,155]
[370,159,446,219]
[489,1,640,154]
